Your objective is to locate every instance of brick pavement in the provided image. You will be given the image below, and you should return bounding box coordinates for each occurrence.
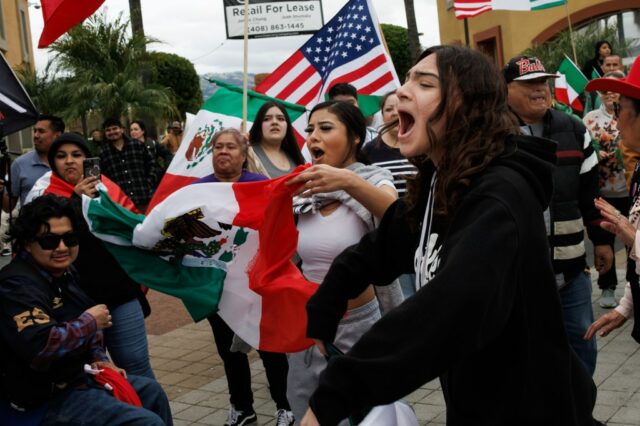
[149,264,640,426]
[1,254,639,424]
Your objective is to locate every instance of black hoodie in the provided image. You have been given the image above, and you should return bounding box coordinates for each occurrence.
[306,135,597,425]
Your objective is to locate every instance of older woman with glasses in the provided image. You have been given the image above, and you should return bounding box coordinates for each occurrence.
[585,57,640,346]
[583,70,628,309]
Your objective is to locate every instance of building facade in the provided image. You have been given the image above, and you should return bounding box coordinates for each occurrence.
[437,0,640,69]
[1,0,35,152]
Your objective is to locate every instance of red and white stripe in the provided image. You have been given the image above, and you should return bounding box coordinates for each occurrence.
[317,47,397,101]
[453,1,493,19]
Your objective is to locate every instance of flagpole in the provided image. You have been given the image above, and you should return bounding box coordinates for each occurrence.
[564,0,578,65]
[463,18,470,47]
[241,0,249,133]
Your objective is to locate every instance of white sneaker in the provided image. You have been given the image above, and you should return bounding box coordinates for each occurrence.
[599,288,618,309]
[275,408,295,426]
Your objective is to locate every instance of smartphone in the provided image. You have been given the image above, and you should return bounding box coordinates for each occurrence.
[83,157,101,179]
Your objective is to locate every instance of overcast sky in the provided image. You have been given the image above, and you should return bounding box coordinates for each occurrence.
[28,0,440,75]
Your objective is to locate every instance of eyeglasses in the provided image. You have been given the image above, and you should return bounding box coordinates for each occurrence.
[613,102,620,118]
[35,232,79,250]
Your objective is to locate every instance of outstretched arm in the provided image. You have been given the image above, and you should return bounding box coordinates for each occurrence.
[308,196,520,425]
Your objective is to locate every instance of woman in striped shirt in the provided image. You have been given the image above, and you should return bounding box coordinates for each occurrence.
[362,91,417,196]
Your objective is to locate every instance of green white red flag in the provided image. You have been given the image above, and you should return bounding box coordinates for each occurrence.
[83,169,317,353]
[27,171,140,214]
[148,80,307,211]
[555,56,588,112]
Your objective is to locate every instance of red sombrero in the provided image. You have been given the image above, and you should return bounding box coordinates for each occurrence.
[586,56,640,99]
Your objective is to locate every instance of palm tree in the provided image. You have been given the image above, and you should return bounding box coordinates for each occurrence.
[128,0,145,43]
[15,63,69,117]
[49,12,177,122]
[403,0,421,64]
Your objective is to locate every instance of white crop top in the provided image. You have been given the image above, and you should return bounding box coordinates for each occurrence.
[297,203,370,284]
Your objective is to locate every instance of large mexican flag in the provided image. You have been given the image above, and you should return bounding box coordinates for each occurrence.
[83,168,317,353]
[149,80,307,211]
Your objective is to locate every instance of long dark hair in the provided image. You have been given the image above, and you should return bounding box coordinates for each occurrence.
[131,120,147,139]
[404,45,520,225]
[593,40,612,63]
[308,101,369,165]
[249,101,304,166]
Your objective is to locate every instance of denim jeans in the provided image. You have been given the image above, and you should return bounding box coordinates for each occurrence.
[41,374,172,426]
[104,299,155,379]
[398,273,416,299]
[559,272,597,375]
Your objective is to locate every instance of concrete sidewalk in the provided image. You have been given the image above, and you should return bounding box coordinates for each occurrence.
[148,268,640,426]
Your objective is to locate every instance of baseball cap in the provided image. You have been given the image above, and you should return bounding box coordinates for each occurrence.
[503,56,558,84]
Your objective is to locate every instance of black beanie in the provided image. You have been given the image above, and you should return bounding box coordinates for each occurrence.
[48,133,92,177]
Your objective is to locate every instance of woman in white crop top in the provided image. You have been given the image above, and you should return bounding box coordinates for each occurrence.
[285,100,399,424]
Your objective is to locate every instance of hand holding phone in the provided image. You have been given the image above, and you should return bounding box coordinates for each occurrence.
[83,157,101,179]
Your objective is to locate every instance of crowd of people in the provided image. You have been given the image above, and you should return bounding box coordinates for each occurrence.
[1,41,640,426]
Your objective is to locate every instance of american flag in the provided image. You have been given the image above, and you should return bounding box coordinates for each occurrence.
[453,0,566,20]
[255,0,400,107]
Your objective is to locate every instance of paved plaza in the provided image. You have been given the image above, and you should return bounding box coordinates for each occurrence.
[2,251,639,425]
[145,263,640,425]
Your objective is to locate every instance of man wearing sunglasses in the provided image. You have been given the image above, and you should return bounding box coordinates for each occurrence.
[0,195,172,425]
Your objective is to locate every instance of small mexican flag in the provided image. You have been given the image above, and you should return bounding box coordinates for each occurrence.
[83,169,318,353]
[555,56,588,112]
[149,80,307,211]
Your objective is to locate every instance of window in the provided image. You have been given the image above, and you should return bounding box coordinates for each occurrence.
[18,7,30,62]
[576,10,640,65]
[474,26,504,69]
[0,0,7,52]
[7,127,32,154]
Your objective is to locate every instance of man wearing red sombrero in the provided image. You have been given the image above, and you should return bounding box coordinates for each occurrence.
[585,56,640,346]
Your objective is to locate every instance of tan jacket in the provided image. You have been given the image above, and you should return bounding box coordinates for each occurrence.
[160,133,183,154]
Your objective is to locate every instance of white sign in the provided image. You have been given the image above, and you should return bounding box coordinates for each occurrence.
[223,0,324,39]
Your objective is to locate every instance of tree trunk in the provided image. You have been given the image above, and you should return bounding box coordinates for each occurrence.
[403,0,421,64]
[128,0,159,136]
[129,0,146,47]
[81,113,88,138]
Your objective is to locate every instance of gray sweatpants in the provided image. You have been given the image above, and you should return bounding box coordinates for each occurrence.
[286,298,381,425]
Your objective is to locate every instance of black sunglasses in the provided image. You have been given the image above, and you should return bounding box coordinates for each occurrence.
[613,102,620,118]
[35,232,79,250]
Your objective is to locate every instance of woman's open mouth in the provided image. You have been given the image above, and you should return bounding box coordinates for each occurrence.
[397,111,415,138]
[309,147,325,162]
